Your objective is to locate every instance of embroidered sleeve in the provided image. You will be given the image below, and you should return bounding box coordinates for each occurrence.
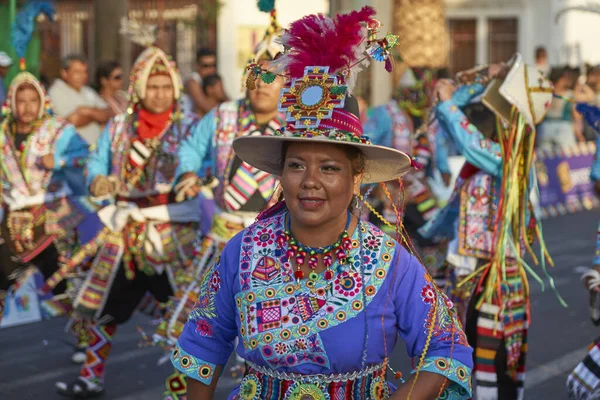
[393,248,473,397]
[175,109,216,181]
[451,83,485,108]
[436,100,502,177]
[417,357,472,399]
[433,122,451,175]
[171,245,239,385]
[85,125,112,189]
[53,124,90,171]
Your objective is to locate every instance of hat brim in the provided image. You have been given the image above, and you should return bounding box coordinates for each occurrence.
[232,136,413,184]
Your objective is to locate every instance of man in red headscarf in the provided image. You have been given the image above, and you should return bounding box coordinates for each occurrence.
[55,46,205,398]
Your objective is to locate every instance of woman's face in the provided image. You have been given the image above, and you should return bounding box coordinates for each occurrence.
[281,142,358,229]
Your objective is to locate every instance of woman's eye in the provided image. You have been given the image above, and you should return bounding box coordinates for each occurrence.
[322,165,341,172]
[287,162,304,170]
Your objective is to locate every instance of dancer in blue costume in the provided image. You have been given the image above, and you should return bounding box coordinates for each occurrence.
[173,7,473,400]
[421,56,556,399]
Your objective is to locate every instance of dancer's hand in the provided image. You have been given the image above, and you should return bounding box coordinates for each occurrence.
[488,63,509,80]
[175,172,203,202]
[574,83,596,103]
[89,175,118,197]
[40,154,55,170]
[434,79,456,102]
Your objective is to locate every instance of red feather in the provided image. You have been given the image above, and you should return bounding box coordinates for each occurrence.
[277,6,376,78]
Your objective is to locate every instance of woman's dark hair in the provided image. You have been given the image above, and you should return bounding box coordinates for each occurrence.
[280,142,366,176]
[95,60,121,92]
[461,103,498,140]
[202,73,222,94]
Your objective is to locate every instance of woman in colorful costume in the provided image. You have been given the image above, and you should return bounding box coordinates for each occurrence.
[54,39,205,397]
[172,8,473,400]
[0,71,90,322]
[154,7,286,399]
[421,55,557,399]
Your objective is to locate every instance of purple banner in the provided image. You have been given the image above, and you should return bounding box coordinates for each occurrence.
[535,142,599,218]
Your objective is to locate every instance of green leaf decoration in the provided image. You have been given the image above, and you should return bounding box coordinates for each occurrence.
[330,85,347,95]
[260,71,277,84]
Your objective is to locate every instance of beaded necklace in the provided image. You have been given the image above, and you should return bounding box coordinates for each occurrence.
[277,210,353,282]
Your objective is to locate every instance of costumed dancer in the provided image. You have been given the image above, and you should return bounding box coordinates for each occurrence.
[0,2,90,326]
[421,55,559,399]
[53,22,205,398]
[173,7,473,400]
[154,4,286,398]
[364,71,447,282]
[566,83,600,399]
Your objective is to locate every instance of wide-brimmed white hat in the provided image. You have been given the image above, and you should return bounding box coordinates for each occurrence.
[233,7,413,184]
[482,53,553,127]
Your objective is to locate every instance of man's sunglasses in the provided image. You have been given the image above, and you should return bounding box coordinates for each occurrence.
[200,63,216,69]
[110,74,123,80]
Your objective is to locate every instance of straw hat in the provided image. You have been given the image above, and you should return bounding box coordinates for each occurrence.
[482,53,553,127]
[233,7,413,184]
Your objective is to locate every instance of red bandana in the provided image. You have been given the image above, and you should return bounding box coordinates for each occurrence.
[137,107,172,139]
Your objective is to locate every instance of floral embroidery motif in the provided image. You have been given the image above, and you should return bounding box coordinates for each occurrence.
[195,318,214,337]
[254,227,276,248]
[238,374,262,400]
[260,333,329,368]
[423,279,468,347]
[236,215,395,369]
[420,283,436,304]
[189,262,220,320]
[334,271,363,297]
[210,270,221,293]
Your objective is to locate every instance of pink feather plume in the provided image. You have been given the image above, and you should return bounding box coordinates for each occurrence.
[273,6,376,80]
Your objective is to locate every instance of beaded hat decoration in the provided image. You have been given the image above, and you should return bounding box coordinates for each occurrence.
[242,1,285,91]
[120,18,183,103]
[233,6,413,184]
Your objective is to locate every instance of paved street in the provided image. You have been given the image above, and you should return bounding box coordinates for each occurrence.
[0,210,598,399]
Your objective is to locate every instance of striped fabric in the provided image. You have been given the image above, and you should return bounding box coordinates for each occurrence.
[473,265,527,400]
[129,139,152,169]
[568,337,600,399]
[223,122,278,211]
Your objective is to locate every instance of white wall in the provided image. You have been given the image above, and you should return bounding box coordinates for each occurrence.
[445,0,600,69]
[217,0,330,99]
[553,0,600,66]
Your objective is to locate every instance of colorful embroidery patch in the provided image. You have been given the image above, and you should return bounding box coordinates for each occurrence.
[235,215,396,370]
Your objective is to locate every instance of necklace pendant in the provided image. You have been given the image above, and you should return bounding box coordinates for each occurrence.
[294,269,304,280]
[308,255,318,270]
[309,271,319,281]
[324,269,334,280]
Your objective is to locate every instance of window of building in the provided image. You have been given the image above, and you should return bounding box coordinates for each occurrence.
[448,18,477,76]
[447,16,519,76]
[488,18,518,64]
